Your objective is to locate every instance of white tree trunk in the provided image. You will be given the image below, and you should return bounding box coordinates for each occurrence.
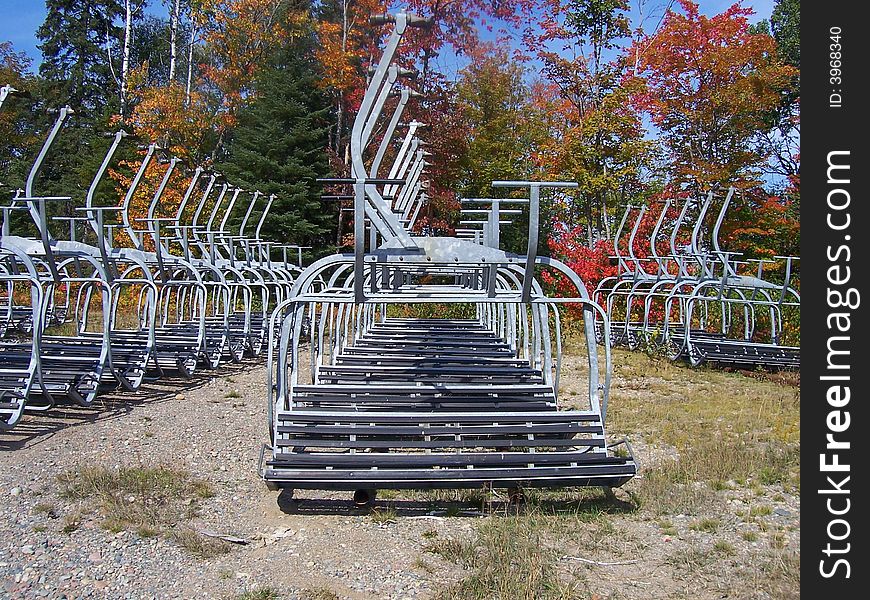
[119,0,135,117]
[169,0,180,81]
[185,24,196,106]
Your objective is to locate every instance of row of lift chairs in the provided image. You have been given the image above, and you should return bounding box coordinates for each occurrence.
[592,193,800,369]
[0,86,306,429]
[260,11,637,504]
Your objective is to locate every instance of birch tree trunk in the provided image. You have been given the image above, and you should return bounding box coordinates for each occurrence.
[185,24,197,106]
[169,0,180,81]
[117,0,138,118]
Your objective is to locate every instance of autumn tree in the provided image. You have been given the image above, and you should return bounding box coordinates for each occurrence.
[130,13,194,86]
[126,67,218,161]
[770,0,799,72]
[752,0,799,188]
[0,43,37,187]
[196,0,307,132]
[313,0,385,169]
[456,44,533,197]
[518,0,657,246]
[450,44,540,251]
[629,0,796,193]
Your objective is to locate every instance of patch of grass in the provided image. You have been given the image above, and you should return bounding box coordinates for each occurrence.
[104,517,128,533]
[610,349,799,444]
[369,506,397,524]
[522,487,634,519]
[657,520,678,537]
[713,540,734,555]
[137,525,159,538]
[422,528,438,540]
[300,587,339,600]
[426,536,476,565]
[412,556,436,574]
[687,437,798,489]
[731,549,799,599]
[235,589,282,600]
[171,528,232,559]
[632,461,718,516]
[419,487,491,509]
[61,513,81,534]
[607,348,800,492]
[377,489,402,500]
[741,530,759,542]
[428,517,577,600]
[689,518,720,533]
[760,550,800,596]
[224,390,242,399]
[57,465,215,554]
[631,440,797,516]
[33,502,58,518]
[750,505,773,517]
[612,445,630,458]
[666,547,714,572]
[33,524,47,533]
[770,533,787,549]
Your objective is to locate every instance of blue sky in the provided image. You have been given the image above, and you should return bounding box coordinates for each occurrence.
[3,0,775,74]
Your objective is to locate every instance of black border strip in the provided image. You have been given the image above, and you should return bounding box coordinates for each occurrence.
[802,1,865,594]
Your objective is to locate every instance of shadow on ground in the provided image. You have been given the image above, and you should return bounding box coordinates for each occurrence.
[0,359,256,451]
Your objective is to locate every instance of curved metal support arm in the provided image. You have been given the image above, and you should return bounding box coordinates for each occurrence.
[218,187,243,235]
[254,194,277,241]
[626,204,647,269]
[190,175,218,230]
[611,204,633,270]
[112,144,156,249]
[649,198,672,263]
[361,65,399,149]
[25,106,73,232]
[690,190,715,256]
[174,167,204,226]
[239,191,262,238]
[371,88,411,177]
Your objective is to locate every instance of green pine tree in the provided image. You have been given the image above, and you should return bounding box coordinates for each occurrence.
[217,34,334,260]
[15,0,137,236]
[37,0,127,114]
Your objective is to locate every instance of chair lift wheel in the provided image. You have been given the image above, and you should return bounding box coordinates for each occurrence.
[353,488,378,508]
[665,338,682,362]
[688,343,704,367]
[594,321,604,345]
[507,486,525,506]
[276,488,297,513]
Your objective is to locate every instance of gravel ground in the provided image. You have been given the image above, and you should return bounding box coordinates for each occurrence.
[1,355,800,600]
[1,361,473,600]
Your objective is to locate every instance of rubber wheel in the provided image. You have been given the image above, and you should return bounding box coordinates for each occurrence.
[276,488,297,513]
[353,488,377,508]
